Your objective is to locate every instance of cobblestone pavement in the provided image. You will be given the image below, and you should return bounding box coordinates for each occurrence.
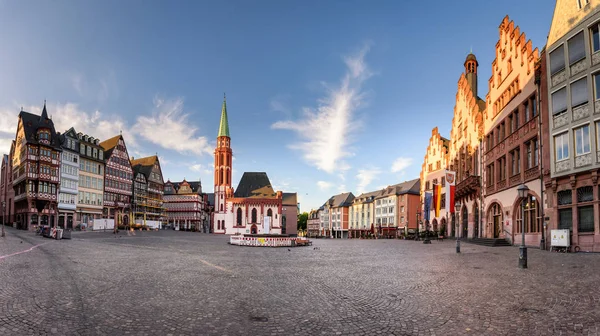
[1,228,600,336]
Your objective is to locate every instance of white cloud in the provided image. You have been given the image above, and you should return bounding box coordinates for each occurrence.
[338,184,347,193]
[134,97,213,156]
[391,157,413,173]
[271,44,372,173]
[189,163,212,175]
[356,167,381,194]
[269,94,292,117]
[317,180,333,191]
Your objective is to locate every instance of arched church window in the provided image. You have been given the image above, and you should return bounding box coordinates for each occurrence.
[220,153,224,166]
[267,209,272,217]
[220,204,223,212]
[251,208,257,223]
[237,208,242,226]
[220,169,224,185]
[226,171,229,185]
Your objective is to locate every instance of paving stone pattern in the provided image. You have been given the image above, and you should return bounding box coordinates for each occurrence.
[1,227,600,335]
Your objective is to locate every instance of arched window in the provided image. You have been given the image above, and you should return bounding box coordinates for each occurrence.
[220,169,224,185]
[226,170,229,185]
[251,208,257,223]
[515,196,540,233]
[226,155,229,166]
[267,209,272,217]
[220,153,224,166]
[237,208,242,226]
[220,204,223,212]
[217,220,220,230]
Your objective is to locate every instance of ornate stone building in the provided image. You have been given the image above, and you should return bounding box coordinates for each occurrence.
[449,53,486,239]
[544,0,600,252]
[100,134,133,227]
[12,104,62,230]
[420,127,451,235]
[482,16,543,245]
[1,152,15,226]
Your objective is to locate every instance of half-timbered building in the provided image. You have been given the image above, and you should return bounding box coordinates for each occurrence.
[12,104,62,230]
[76,131,105,228]
[131,155,165,227]
[100,134,133,227]
[164,179,208,231]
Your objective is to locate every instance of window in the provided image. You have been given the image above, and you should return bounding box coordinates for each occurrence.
[80,144,85,155]
[578,0,590,9]
[515,195,540,233]
[555,132,570,161]
[578,205,594,232]
[525,138,539,169]
[441,176,446,187]
[571,77,588,107]
[497,156,506,181]
[510,148,521,175]
[514,110,520,129]
[486,164,495,186]
[251,208,257,223]
[236,208,242,226]
[550,45,565,75]
[552,87,568,115]
[524,102,530,122]
[568,31,586,64]
[574,124,591,155]
[530,95,537,117]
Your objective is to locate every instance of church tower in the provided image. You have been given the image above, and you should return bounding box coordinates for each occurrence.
[464,53,478,98]
[214,94,233,217]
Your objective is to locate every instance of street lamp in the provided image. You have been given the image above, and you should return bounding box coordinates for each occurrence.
[517,184,529,269]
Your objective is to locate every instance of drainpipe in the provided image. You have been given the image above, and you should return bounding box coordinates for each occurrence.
[480,138,484,238]
[536,69,546,250]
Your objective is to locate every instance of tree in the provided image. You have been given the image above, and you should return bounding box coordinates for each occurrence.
[297,212,308,231]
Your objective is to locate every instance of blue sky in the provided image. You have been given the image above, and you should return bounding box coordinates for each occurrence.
[0,0,554,212]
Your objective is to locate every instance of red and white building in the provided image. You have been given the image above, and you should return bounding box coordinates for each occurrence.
[100,134,133,227]
[164,179,209,232]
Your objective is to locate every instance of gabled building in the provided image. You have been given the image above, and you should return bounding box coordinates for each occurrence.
[76,131,105,228]
[449,53,486,239]
[483,16,542,245]
[420,127,451,234]
[131,155,165,227]
[349,190,379,238]
[1,152,15,226]
[57,127,79,229]
[100,134,133,227]
[307,209,321,238]
[12,104,62,230]
[374,179,421,238]
[325,192,355,239]
[164,179,209,232]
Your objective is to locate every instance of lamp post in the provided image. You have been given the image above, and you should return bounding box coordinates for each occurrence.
[517,184,529,269]
[455,201,461,253]
[416,211,420,241]
[2,201,5,237]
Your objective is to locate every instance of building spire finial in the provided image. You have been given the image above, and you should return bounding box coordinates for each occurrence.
[218,94,230,137]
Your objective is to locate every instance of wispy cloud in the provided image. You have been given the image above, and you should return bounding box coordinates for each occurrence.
[134,96,213,156]
[271,44,372,173]
[269,94,292,118]
[356,166,381,194]
[317,181,333,191]
[189,163,212,175]
[391,157,413,174]
[69,70,118,103]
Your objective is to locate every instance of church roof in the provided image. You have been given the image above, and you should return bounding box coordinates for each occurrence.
[218,94,230,137]
[234,172,277,198]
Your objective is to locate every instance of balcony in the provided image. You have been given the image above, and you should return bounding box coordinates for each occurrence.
[455,175,480,199]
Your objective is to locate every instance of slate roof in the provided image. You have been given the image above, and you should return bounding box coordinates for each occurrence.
[282,192,297,206]
[234,172,277,198]
[354,190,382,203]
[164,180,203,195]
[18,108,62,150]
[328,192,355,208]
[132,164,151,182]
[375,178,421,198]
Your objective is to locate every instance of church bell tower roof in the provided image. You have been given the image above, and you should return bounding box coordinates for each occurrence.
[218,93,230,138]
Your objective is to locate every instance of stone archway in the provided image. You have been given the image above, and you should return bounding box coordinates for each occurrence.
[487,202,503,239]
[432,218,438,233]
[250,224,257,234]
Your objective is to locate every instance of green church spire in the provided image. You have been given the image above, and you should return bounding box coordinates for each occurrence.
[218,93,230,137]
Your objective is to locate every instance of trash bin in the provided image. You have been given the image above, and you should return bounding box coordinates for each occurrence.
[56,229,63,240]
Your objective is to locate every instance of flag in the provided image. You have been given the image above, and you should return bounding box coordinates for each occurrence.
[433,183,441,218]
[424,192,432,222]
[445,170,456,213]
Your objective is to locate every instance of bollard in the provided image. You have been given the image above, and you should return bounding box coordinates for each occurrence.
[456,238,461,253]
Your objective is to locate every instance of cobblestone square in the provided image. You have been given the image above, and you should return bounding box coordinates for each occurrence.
[1,228,600,335]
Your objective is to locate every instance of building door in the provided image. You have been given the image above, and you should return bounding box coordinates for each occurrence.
[281,215,287,234]
[461,207,468,238]
[59,215,65,229]
[67,216,73,230]
[474,203,479,238]
[251,224,257,234]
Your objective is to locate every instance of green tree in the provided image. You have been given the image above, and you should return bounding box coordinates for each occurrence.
[297,212,308,231]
